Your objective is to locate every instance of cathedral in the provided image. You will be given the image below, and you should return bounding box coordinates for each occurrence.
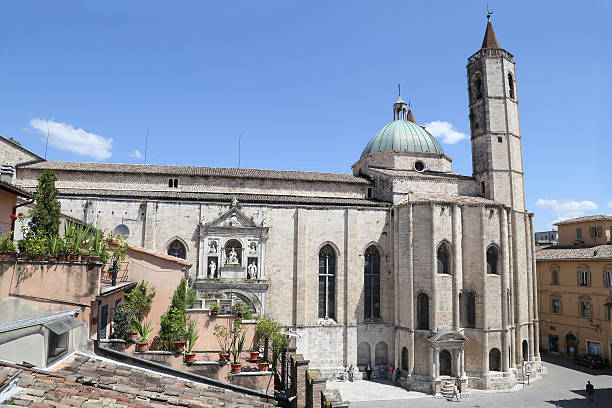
[1,18,540,392]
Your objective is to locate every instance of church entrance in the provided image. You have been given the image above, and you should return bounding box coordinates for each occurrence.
[439,350,452,376]
[566,333,577,358]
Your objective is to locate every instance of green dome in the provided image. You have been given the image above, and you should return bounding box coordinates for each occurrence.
[361,119,444,158]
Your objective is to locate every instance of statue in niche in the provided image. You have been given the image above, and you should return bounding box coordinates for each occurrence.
[231,197,239,208]
[247,261,258,279]
[227,247,239,265]
[249,242,257,254]
[209,240,217,253]
[208,260,217,278]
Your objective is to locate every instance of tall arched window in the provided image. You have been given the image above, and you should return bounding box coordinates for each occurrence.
[437,243,451,275]
[318,245,336,320]
[472,73,483,100]
[417,293,429,330]
[401,347,408,371]
[364,246,381,320]
[487,245,500,274]
[522,340,528,361]
[507,73,515,99]
[167,240,186,259]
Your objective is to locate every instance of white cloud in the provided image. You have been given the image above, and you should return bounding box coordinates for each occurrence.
[424,121,468,144]
[129,149,143,159]
[29,118,112,160]
[535,199,599,224]
[608,202,612,209]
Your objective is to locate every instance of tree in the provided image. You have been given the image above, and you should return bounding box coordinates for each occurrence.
[28,170,61,239]
[158,279,196,349]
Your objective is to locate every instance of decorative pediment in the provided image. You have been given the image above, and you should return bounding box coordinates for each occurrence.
[206,198,260,229]
[428,328,469,343]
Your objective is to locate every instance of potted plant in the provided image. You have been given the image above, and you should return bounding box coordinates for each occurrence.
[173,336,187,353]
[0,236,17,261]
[214,324,231,362]
[88,229,104,262]
[232,301,253,320]
[47,234,62,262]
[255,316,280,362]
[258,360,269,371]
[209,302,220,317]
[230,319,247,373]
[25,234,48,261]
[184,320,199,363]
[132,316,153,352]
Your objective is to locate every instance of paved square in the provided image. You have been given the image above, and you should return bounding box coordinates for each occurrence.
[329,354,612,407]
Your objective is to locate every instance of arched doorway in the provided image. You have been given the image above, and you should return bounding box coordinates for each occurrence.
[375,341,388,366]
[522,340,528,361]
[401,347,408,371]
[566,333,577,359]
[357,342,371,366]
[489,348,501,371]
[439,350,452,376]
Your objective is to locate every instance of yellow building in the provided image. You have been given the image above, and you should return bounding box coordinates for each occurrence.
[536,215,612,363]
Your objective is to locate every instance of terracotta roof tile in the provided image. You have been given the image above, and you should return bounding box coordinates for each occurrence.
[396,192,500,206]
[553,215,612,226]
[482,20,500,49]
[18,160,370,184]
[536,244,612,261]
[1,354,274,407]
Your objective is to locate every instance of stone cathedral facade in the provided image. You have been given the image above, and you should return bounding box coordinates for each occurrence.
[1,19,540,392]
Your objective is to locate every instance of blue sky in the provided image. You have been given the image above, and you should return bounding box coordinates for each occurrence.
[0,1,610,230]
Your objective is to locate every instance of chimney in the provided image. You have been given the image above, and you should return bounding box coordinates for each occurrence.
[0,165,15,184]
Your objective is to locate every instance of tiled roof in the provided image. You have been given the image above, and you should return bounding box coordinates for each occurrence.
[1,353,274,407]
[368,167,475,181]
[128,245,192,267]
[553,215,612,226]
[482,20,500,49]
[0,179,32,198]
[18,160,370,184]
[396,192,500,207]
[536,244,612,261]
[41,187,386,207]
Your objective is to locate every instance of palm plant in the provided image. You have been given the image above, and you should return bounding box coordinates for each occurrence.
[186,319,199,353]
[131,316,154,342]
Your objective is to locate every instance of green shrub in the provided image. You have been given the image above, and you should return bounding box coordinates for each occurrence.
[111,303,131,340]
[124,281,156,321]
[158,279,192,349]
[0,236,16,253]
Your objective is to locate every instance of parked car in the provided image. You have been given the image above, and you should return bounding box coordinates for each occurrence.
[575,354,605,369]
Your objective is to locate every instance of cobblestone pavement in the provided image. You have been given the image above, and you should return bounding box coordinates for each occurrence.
[344,354,612,408]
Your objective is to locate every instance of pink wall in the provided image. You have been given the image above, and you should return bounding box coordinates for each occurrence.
[185,311,257,352]
[124,247,188,338]
[0,190,17,237]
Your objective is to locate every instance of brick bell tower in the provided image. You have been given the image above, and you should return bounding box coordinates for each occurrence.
[467,14,525,212]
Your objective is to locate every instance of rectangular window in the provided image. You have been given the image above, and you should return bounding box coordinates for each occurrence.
[579,271,589,286]
[587,341,602,356]
[366,188,373,199]
[551,270,559,285]
[576,228,582,239]
[497,136,503,143]
[589,226,602,238]
[580,301,592,317]
[604,271,612,288]
[0,224,3,236]
[551,298,561,314]
[605,304,611,321]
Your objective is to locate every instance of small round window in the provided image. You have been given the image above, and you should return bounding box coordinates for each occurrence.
[414,161,425,172]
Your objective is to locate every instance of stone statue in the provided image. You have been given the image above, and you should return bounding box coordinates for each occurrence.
[208,260,217,278]
[209,240,217,253]
[227,247,239,265]
[231,197,239,208]
[249,242,257,254]
[248,261,258,279]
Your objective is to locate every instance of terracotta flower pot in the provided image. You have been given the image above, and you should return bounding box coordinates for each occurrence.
[18,253,30,260]
[89,255,101,262]
[230,363,242,373]
[210,311,218,317]
[173,340,187,352]
[68,254,79,262]
[250,351,260,361]
[258,362,269,371]
[58,254,67,262]
[80,255,90,263]
[126,330,139,342]
[48,254,57,262]
[33,254,45,261]
[184,352,196,363]
[136,341,149,352]
[219,352,230,361]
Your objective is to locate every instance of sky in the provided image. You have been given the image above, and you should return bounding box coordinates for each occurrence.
[0,1,610,231]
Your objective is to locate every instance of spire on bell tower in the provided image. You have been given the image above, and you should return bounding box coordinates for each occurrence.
[481,10,500,49]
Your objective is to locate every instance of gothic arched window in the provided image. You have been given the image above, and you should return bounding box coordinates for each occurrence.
[364,246,381,320]
[417,293,429,330]
[318,245,336,320]
[508,73,515,99]
[472,73,483,100]
[167,240,186,259]
[486,245,500,274]
[437,243,451,275]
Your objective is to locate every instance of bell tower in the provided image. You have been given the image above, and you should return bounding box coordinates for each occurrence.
[467,15,525,212]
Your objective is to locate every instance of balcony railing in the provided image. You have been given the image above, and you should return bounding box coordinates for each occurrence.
[468,48,514,63]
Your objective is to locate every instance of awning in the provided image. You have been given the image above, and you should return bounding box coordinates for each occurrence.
[43,316,85,335]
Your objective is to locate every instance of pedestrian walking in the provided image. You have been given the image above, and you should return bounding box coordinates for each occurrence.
[365,362,372,381]
[348,364,354,382]
[387,364,393,381]
[586,381,594,402]
[450,382,460,401]
[569,346,575,359]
